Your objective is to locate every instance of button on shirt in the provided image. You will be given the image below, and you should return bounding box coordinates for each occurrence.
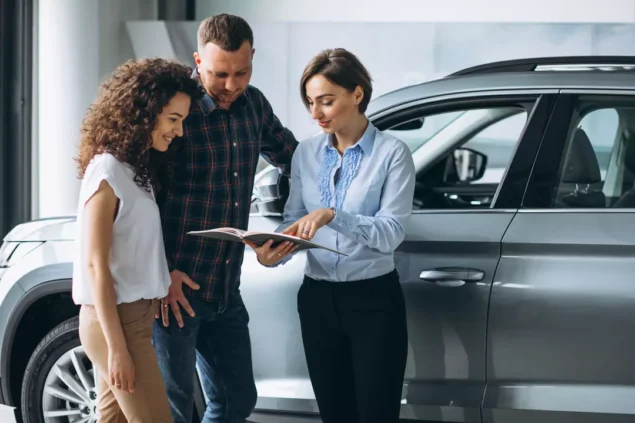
[158,83,298,304]
[276,121,416,282]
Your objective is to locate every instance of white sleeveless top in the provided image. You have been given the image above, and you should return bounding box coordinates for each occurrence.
[72,153,171,305]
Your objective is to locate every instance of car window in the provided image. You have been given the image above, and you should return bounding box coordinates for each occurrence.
[462,111,528,185]
[578,108,619,181]
[405,106,529,210]
[385,111,465,153]
[550,105,628,208]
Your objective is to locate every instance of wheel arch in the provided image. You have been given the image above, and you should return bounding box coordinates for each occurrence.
[0,266,74,406]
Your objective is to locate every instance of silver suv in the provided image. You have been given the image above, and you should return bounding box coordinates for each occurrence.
[2,56,635,423]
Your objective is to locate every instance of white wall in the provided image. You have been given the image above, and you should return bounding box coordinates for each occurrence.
[176,16,635,142]
[98,0,158,78]
[33,0,635,219]
[196,0,635,23]
[192,1,635,144]
[35,0,157,219]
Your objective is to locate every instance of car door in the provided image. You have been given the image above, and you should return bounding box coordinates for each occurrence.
[373,91,557,422]
[238,168,321,417]
[486,91,635,423]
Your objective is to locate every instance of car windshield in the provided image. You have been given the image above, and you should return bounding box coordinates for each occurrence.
[384,110,466,153]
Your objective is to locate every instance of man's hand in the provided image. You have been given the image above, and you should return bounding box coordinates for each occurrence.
[282,208,335,240]
[157,269,200,328]
[244,240,298,267]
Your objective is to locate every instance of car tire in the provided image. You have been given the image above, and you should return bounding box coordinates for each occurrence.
[20,316,97,423]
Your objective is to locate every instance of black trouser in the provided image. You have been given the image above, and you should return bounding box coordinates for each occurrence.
[298,269,408,423]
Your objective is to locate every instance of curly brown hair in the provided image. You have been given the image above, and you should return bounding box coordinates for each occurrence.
[76,57,204,191]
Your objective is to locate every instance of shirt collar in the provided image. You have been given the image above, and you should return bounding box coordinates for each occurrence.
[323,120,376,155]
[192,68,247,114]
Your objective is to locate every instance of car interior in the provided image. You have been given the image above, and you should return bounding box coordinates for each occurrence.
[555,105,635,208]
[412,146,492,209]
[613,137,635,207]
[554,127,607,208]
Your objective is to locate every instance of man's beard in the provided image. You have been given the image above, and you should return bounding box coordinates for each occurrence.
[201,80,241,104]
[212,90,241,104]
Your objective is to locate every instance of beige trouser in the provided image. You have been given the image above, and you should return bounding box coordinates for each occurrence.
[79,299,172,423]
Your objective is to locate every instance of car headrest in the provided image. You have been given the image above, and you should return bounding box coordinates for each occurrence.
[623,138,635,175]
[561,128,601,184]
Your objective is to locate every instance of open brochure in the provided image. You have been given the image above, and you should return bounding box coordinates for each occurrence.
[187,227,348,256]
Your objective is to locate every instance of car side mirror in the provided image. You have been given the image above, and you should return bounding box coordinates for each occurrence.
[445,147,488,183]
[252,166,289,216]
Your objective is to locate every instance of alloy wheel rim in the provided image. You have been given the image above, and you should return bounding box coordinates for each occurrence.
[41,345,98,423]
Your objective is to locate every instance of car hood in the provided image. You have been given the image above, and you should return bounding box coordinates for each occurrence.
[3,216,77,242]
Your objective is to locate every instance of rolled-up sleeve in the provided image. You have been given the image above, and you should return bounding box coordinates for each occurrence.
[257,89,298,177]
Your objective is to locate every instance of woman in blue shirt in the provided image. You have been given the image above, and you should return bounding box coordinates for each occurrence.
[246,48,416,423]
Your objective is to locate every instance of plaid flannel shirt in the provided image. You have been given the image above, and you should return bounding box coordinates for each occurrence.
[158,84,298,305]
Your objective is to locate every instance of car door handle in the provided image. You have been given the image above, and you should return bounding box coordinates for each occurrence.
[419,267,485,283]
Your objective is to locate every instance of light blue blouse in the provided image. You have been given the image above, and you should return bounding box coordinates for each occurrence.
[274,120,416,282]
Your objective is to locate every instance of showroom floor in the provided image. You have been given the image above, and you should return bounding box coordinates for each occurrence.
[0,405,16,423]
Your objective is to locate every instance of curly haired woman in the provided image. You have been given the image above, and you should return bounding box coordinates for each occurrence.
[71,57,203,422]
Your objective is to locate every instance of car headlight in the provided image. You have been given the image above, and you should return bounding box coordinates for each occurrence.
[0,241,44,268]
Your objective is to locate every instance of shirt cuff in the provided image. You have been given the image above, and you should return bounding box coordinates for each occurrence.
[327,208,357,235]
[166,258,175,273]
[260,252,293,268]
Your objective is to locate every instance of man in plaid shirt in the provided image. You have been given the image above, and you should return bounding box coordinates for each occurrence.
[153,14,298,423]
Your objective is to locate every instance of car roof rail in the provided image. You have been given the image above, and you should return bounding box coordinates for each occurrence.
[448,56,635,77]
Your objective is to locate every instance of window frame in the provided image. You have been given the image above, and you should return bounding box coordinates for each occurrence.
[0,0,33,238]
[370,90,558,211]
[522,90,635,211]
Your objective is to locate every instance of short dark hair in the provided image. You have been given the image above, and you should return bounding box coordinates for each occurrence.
[197,13,254,51]
[300,48,373,113]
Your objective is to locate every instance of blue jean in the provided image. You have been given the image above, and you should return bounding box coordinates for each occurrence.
[152,292,258,423]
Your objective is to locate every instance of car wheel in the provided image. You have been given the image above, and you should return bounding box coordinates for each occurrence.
[21,316,99,423]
